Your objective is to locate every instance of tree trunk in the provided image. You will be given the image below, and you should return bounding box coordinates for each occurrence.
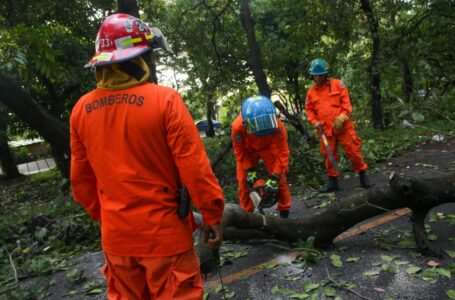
[0,74,70,177]
[0,117,20,179]
[206,101,216,138]
[117,0,140,18]
[402,56,413,102]
[220,172,454,251]
[274,101,311,140]
[210,140,233,172]
[239,0,271,99]
[360,0,383,129]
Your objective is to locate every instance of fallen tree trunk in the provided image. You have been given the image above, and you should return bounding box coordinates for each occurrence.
[199,172,455,275]
[223,172,454,248]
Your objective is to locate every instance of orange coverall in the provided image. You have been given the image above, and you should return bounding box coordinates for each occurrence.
[70,82,224,299]
[231,115,292,213]
[305,78,368,177]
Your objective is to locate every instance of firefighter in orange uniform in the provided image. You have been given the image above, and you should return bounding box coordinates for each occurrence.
[70,13,224,299]
[231,96,292,218]
[305,58,375,192]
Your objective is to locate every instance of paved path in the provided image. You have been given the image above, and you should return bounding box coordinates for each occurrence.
[0,158,56,175]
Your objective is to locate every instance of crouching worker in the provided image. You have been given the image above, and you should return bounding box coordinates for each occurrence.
[231,96,292,218]
[70,13,224,299]
[305,58,375,193]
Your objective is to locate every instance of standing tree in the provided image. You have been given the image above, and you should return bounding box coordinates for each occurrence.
[360,0,383,129]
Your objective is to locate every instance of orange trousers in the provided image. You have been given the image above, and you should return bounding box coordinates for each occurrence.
[320,127,368,177]
[236,151,292,213]
[102,249,203,300]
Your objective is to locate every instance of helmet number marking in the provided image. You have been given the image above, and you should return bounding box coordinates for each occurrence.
[98,38,113,50]
[134,20,148,32]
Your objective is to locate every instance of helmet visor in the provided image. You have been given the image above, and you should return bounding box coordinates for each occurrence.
[245,114,278,134]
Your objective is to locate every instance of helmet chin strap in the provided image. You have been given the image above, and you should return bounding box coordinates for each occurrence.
[118,60,147,81]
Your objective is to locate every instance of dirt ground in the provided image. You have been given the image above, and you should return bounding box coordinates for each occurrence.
[17,136,455,300]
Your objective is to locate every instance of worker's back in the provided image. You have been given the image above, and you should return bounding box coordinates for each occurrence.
[71,82,195,256]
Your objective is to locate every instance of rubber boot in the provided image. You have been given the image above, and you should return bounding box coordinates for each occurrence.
[359,171,375,188]
[279,210,289,219]
[318,176,339,193]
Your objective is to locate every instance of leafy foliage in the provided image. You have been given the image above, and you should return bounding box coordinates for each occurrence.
[0,170,100,296]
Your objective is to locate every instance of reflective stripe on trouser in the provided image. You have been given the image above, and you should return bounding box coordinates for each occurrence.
[102,249,203,300]
[319,127,368,177]
[236,151,291,212]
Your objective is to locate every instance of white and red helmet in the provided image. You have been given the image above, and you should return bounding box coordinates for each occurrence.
[85,13,172,68]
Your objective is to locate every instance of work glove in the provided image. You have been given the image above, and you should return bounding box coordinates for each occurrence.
[246,169,257,188]
[334,113,349,129]
[264,174,280,193]
[313,121,323,136]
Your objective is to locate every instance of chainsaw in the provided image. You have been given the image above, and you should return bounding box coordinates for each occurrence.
[249,178,279,214]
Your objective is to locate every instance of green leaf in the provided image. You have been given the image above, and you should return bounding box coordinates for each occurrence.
[290,293,310,299]
[271,286,281,294]
[344,283,357,289]
[427,234,438,241]
[363,270,380,276]
[35,227,48,240]
[406,266,422,275]
[330,254,343,268]
[303,282,320,292]
[381,255,395,262]
[387,264,398,274]
[323,286,336,297]
[447,289,455,299]
[346,257,359,262]
[284,274,301,281]
[226,291,236,299]
[445,250,455,258]
[436,268,451,278]
[411,111,425,123]
[86,288,103,295]
[214,285,224,293]
[305,236,315,248]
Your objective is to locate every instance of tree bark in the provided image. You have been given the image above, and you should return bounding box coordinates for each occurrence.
[117,0,140,18]
[274,101,311,140]
[239,0,271,99]
[0,117,20,179]
[402,56,413,102]
[206,101,216,138]
[360,0,383,129]
[219,172,455,251]
[0,74,70,178]
[210,140,233,172]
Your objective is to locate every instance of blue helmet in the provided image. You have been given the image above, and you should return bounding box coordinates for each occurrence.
[309,58,329,75]
[241,96,278,136]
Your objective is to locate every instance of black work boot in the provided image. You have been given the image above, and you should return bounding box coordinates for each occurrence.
[318,176,339,193]
[359,171,375,188]
[279,210,289,219]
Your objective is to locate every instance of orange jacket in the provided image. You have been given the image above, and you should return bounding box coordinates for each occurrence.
[305,78,352,137]
[231,115,289,174]
[70,82,224,257]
